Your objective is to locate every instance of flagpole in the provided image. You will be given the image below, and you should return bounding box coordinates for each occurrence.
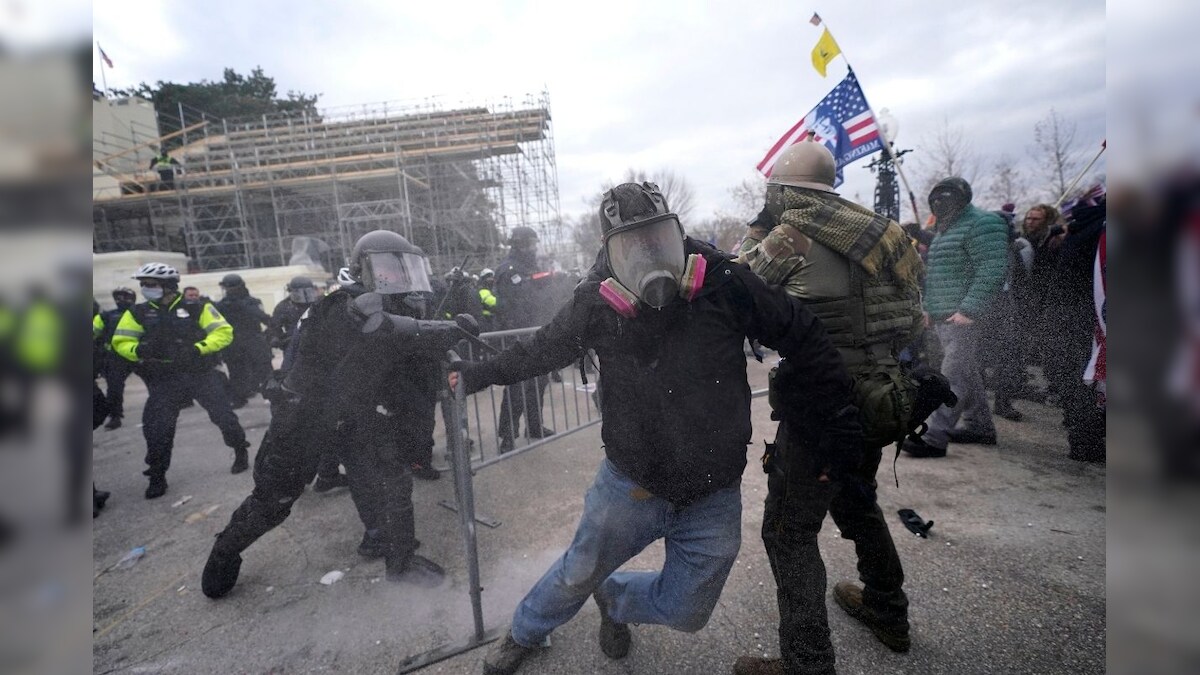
[96,41,109,98]
[1053,141,1107,209]
[815,15,922,223]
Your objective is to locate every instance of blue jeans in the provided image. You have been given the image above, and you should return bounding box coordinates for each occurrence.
[510,459,742,647]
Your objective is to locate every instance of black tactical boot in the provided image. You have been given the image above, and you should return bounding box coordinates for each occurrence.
[527,426,556,439]
[93,486,111,511]
[103,415,122,430]
[833,581,911,652]
[312,472,349,493]
[994,401,1023,422]
[385,553,445,587]
[357,530,385,559]
[483,630,537,675]
[201,540,243,599]
[593,592,631,659]
[230,443,250,474]
[947,428,997,445]
[499,436,515,455]
[144,474,168,499]
[732,656,785,675]
[902,437,946,458]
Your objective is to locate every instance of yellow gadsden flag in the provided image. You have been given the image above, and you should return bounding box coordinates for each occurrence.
[811,28,841,77]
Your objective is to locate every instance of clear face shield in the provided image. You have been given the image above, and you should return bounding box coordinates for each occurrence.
[603,215,686,309]
[362,251,432,295]
[288,287,320,304]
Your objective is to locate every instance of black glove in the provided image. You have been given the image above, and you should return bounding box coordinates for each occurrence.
[170,342,202,364]
[447,359,483,394]
[136,336,167,361]
[813,404,865,481]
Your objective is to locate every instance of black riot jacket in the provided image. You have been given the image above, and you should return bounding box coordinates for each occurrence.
[463,239,854,505]
[216,294,271,347]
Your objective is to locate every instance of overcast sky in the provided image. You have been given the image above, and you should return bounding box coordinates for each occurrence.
[92,0,1108,225]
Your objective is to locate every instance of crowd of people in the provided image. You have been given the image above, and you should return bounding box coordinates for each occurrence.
[90,137,1108,675]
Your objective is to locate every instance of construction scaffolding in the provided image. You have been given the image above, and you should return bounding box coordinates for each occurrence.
[92,92,562,275]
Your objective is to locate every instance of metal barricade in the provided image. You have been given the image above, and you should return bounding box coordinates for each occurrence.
[446,326,603,471]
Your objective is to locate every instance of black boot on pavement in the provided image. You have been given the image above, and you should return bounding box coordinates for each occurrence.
[144,474,168,499]
[833,581,911,653]
[230,444,250,474]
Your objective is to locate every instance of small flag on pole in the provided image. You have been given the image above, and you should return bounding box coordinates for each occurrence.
[98,44,114,68]
[811,28,841,77]
[757,70,882,186]
[809,12,822,26]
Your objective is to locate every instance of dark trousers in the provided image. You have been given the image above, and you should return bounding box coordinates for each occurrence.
[1043,318,1105,457]
[102,353,135,418]
[213,402,418,565]
[497,374,549,440]
[269,399,342,480]
[762,423,907,674]
[223,341,272,403]
[142,370,247,477]
[980,292,1026,407]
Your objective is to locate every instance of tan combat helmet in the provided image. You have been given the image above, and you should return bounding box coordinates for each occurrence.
[769,135,837,194]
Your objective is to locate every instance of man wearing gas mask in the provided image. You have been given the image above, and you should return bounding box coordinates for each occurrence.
[733,139,927,675]
[493,226,559,454]
[216,273,273,408]
[902,177,1008,458]
[448,183,859,675]
[201,230,478,599]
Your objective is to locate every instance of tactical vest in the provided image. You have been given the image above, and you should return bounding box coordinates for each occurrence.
[804,265,916,372]
[133,300,214,375]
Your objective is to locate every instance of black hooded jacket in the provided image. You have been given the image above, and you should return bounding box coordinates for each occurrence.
[462,239,853,505]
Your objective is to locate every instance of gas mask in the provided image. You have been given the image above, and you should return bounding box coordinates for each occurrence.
[597,189,706,318]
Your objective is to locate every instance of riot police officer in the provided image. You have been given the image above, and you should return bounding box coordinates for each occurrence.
[494,226,558,453]
[201,230,475,598]
[216,273,273,408]
[267,276,319,352]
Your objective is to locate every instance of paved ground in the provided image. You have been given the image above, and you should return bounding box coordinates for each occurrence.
[92,360,1105,674]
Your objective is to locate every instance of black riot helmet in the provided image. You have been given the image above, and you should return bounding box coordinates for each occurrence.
[508,226,539,250]
[598,182,687,309]
[111,286,136,307]
[347,230,432,295]
[286,276,319,304]
[219,272,248,299]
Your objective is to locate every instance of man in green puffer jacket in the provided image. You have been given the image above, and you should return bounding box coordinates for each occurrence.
[903,177,1009,457]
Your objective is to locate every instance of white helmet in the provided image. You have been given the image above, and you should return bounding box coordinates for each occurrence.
[131,262,180,283]
[479,268,495,280]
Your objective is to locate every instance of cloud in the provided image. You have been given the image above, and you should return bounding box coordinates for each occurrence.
[92,0,1107,223]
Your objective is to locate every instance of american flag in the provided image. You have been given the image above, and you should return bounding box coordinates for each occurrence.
[98,43,114,68]
[757,70,882,186]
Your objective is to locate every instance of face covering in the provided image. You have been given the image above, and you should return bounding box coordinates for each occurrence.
[141,286,164,302]
[929,189,966,222]
[599,215,707,319]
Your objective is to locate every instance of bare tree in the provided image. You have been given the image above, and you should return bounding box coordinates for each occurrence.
[620,168,697,222]
[983,155,1030,209]
[914,116,981,199]
[1030,107,1080,201]
[691,214,749,253]
[726,177,766,218]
